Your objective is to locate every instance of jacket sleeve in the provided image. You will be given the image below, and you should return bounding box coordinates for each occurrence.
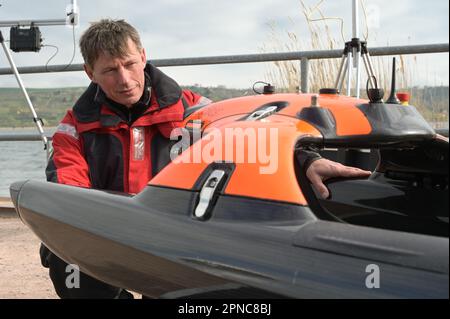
[45,111,92,188]
[295,149,322,173]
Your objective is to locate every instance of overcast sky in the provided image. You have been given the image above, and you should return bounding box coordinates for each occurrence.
[0,0,448,89]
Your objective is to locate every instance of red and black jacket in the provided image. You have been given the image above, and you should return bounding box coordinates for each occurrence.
[46,63,209,194]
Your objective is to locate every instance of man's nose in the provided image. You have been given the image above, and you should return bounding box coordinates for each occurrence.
[116,66,131,86]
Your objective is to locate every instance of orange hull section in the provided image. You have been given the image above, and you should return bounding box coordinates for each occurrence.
[150,93,371,205]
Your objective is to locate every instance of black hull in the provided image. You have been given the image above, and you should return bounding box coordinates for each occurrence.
[11,180,449,298]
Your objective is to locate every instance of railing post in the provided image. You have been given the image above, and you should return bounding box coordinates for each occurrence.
[46,140,52,162]
[300,57,309,93]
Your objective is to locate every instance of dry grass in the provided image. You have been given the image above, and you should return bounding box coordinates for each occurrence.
[263,0,416,94]
[262,0,448,125]
[262,1,346,93]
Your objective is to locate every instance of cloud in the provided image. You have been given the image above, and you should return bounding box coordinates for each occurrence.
[0,0,448,88]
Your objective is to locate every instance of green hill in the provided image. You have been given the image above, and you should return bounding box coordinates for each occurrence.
[0,85,447,128]
[0,87,86,128]
[0,86,252,128]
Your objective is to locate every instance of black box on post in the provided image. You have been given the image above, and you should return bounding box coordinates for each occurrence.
[10,26,42,52]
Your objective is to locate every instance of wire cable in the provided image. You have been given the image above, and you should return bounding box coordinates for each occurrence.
[304,0,346,43]
[43,24,76,72]
[252,81,270,94]
[360,0,370,41]
[43,44,59,72]
[61,24,76,71]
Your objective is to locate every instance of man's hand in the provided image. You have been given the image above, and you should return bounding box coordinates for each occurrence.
[306,158,371,199]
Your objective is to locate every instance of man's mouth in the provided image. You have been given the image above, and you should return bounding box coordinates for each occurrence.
[119,87,136,95]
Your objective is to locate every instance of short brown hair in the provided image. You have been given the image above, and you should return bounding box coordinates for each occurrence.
[79,19,143,69]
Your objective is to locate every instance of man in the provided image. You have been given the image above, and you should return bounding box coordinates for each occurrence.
[41,18,212,299]
[41,19,370,299]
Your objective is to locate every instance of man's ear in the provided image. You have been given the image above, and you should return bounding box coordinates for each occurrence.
[83,64,96,83]
[141,48,147,65]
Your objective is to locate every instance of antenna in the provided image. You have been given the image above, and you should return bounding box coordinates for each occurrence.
[0,1,79,152]
[386,57,400,104]
[67,0,80,26]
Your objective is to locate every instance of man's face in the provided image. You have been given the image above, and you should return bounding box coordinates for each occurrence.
[84,38,147,108]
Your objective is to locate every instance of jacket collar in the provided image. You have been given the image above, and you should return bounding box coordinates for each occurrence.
[73,63,182,124]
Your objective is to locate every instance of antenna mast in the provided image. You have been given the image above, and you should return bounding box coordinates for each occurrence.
[352,0,362,97]
[335,0,377,98]
[0,1,79,152]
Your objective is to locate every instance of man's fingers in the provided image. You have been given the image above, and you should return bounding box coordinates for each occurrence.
[309,175,330,199]
[339,166,371,177]
[315,182,330,199]
[306,159,371,199]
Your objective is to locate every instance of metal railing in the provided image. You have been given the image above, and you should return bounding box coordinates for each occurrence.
[1,43,448,93]
[0,133,53,141]
[0,42,448,144]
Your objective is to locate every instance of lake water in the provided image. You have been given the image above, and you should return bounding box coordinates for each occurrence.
[0,130,49,197]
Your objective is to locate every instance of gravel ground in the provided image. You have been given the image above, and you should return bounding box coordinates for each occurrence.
[0,215,140,299]
[0,216,58,299]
